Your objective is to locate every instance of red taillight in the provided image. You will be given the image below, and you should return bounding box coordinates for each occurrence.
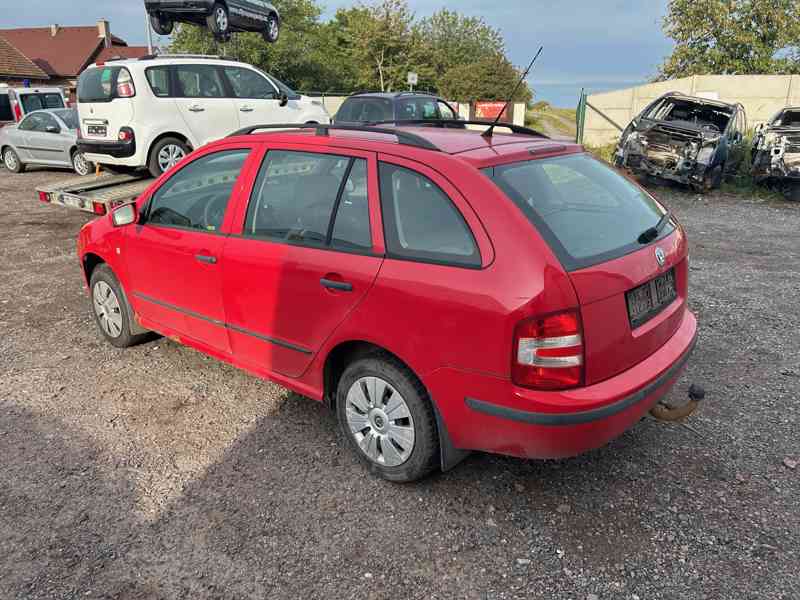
[512,310,584,390]
[115,69,135,98]
[38,191,50,203]
[13,102,21,122]
[92,202,107,215]
[118,129,133,141]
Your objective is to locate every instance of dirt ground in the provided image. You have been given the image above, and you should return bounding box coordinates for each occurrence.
[1,167,798,600]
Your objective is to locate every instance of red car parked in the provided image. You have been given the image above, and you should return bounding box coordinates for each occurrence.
[77,122,698,482]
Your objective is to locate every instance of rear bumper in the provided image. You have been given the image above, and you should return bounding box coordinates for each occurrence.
[79,138,136,160]
[426,310,698,459]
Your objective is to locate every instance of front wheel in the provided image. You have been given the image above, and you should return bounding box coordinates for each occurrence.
[207,2,230,37]
[262,13,280,43]
[89,264,149,348]
[3,147,25,173]
[149,12,174,36]
[336,355,439,482]
[72,150,93,176]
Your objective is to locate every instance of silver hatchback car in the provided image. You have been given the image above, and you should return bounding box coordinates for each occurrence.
[1,108,93,176]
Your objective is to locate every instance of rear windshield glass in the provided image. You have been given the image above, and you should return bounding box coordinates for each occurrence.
[20,93,64,112]
[78,67,120,103]
[0,93,11,121]
[337,98,393,123]
[483,153,673,271]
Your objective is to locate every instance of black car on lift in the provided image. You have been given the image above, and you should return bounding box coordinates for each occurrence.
[145,0,280,43]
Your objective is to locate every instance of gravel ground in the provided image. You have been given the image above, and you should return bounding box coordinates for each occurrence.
[1,167,798,600]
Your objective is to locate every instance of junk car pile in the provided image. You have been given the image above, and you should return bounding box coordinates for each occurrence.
[615,93,747,192]
[752,107,800,200]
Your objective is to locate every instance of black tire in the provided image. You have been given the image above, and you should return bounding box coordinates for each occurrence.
[3,147,25,173]
[149,12,174,36]
[710,163,724,189]
[147,137,190,178]
[336,354,439,482]
[89,264,149,349]
[206,2,230,37]
[262,12,280,43]
[71,150,93,176]
[784,182,800,202]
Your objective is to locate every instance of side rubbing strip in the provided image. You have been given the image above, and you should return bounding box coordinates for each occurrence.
[133,292,313,355]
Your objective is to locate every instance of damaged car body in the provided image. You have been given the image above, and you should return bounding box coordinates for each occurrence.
[615,92,746,191]
[752,107,800,200]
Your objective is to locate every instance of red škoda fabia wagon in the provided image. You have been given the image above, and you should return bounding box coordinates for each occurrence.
[77,123,698,482]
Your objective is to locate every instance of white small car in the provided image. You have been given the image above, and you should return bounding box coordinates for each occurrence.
[76,55,330,177]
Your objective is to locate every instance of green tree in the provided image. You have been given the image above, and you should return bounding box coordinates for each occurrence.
[169,0,343,91]
[418,9,505,85]
[658,0,800,79]
[439,53,533,103]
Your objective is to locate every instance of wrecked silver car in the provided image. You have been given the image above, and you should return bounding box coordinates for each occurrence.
[614,92,747,191]
[752,107,800,201]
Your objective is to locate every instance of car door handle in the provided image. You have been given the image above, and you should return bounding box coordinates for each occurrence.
[195,254,217,264]
[240,106,254,113]
[188,105,205,113]
[320,278,353,292]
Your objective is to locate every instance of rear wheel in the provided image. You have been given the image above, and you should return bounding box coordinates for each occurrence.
[148,137,189,178]
[784,181,800,202]
[262,13,280,43]
[89,264,148,349]
[336,355,439,482]
[3,147,24,173]
[207,3,230,38]
[71,150,93,176]
[149,12,174,36]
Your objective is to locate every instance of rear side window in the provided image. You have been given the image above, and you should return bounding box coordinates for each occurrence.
[175,65,225,98]
[396,97,438,120]
[244,150,371,251]
[145,67,171,97]
[146,149,250,232]
[78,67,120,103]
[379,163,480,267]
[0,94,13,121]
[484,153,671,271]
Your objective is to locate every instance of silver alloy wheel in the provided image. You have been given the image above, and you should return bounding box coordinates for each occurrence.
[93,281,123,338]
[268,16,279,40]
[215,6,228,31]
[345,376,415,467]
[4,149,18,170]
[157,144,186,173]
[73,152,90,176]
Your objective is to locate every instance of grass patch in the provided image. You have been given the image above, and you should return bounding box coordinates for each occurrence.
[526,102,577,139]
[585,143,617,164]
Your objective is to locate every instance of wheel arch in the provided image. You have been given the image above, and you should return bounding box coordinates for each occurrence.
[147,132,193,167]
[322,339,469,472]
[81,252,106,286]
[82,255,148,336]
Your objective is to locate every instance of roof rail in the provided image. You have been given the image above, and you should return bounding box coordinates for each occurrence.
[366,119,550,139]
[138,53,239,62]
[228,123,441,151]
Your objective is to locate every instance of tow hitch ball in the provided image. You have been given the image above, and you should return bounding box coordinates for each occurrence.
[649,384,706,422]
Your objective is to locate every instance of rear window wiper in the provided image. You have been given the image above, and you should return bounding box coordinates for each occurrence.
[638,211,672,244]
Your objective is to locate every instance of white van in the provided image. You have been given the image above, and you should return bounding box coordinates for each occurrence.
[76,55,330,177]
[1,86,68,125]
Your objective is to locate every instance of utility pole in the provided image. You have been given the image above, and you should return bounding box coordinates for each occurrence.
[145,9,154,54]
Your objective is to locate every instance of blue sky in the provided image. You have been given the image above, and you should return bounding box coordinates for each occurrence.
[3,0,673,107]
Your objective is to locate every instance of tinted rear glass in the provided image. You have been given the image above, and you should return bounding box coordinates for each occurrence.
[78,67,120,103]
[337,98,393,123]
[0,94,11,121]
[20,93,64,112]
[483,153,673,271]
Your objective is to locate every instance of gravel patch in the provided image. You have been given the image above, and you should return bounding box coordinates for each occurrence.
[1,168,798,599]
